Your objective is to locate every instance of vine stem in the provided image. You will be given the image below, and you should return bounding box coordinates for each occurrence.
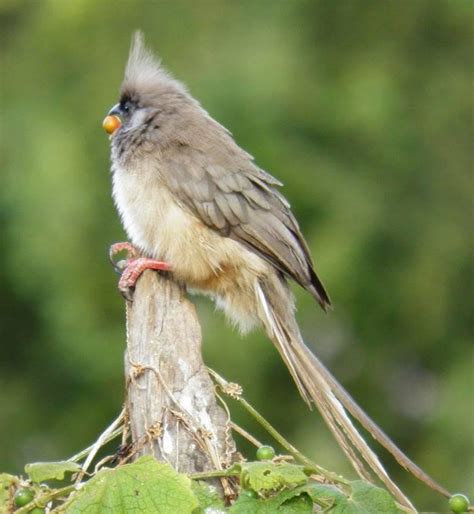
[73,409,125,485]
[230,421,262,448]
[208,368,350,487]
[190,468,240,480]
[67,426,124,463]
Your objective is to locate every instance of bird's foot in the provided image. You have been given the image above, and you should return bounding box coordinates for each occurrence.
[118,257,171,300]
[109,242,171,301]
[109,242,140,273]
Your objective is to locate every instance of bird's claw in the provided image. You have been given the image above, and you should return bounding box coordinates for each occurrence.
[118,280,135,302]
[109,242,139,274]
[118,257,172,301]
[109,243,172,301]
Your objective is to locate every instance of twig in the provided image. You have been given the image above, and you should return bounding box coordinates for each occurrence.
[190,468,240,480]
[75,409,125,483]
[230,421,262,448]
[67,426,123,463]
[208,368,350,486]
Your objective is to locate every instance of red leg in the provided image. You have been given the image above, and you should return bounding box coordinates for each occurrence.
[109,242,172,300]
[118,257,172,300]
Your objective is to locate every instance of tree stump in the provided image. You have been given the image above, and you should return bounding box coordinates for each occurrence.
[124,270,235,474]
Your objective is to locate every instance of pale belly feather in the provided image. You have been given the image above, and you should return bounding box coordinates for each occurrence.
[111,161,269,330]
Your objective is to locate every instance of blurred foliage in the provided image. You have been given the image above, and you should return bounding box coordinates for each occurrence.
[0,0,471,511]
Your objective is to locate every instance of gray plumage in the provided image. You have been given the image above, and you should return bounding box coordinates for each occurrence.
[113,38,330,309]
[106,33,448,508]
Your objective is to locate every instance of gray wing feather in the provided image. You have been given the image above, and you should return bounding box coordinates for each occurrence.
[162,142,330,308]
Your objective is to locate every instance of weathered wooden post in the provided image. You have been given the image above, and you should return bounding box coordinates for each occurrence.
[123,270,235,474]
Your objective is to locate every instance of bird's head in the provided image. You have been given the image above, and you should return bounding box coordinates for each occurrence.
[103,32,191,140]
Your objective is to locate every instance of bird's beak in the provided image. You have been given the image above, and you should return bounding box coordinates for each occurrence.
[108,103,122,117]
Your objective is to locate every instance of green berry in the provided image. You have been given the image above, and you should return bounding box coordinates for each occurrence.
[28,509,45,514]
[14,487,35,507]
[449,494,470,513]
[256,445,275,461]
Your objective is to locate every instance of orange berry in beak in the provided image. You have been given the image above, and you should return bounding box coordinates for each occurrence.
[103,115,122,135]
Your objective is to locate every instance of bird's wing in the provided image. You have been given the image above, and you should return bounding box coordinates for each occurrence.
[160,141,330,309]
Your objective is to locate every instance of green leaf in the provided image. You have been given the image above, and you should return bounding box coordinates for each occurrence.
[191,480,226,513]
[277,494,313,514]
[304,483,345,510]
[230,487,313,513]
[25,461,81,483]
[229,494,262,514]
[65,455,198,514]
[0,473,18,514]
[307,481,398,514]
[240,461,308,492]
[231,480,398,514]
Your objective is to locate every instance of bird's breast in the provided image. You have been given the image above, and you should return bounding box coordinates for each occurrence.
[112,160,196,264]
[112,160,269,314]
[111,159,270,331]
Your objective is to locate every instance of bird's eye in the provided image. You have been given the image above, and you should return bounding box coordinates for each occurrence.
[120,99,132,115]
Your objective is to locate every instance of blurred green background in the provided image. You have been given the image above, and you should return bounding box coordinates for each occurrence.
[1,0,472,511]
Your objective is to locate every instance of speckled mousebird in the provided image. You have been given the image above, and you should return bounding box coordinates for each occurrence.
[103,33,448,507]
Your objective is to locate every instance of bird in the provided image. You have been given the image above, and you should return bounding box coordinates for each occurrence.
[103,32,448,509]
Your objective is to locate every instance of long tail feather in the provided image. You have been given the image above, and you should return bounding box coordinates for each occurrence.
[292,339,450,498]
[255,279,450,510]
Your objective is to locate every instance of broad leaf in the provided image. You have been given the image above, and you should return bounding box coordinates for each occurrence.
[239,461,308,492]
[333,481,398,513]
[191,480,226,513]
[307,481,398,514]
[65,455,198,514]
[25,461,80,483]
[304,483,345,510]
[230,488,313,513]
[231,479,398,514]
[0,474,18,514]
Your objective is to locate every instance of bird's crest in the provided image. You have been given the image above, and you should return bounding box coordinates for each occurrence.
[121,31,187,98]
